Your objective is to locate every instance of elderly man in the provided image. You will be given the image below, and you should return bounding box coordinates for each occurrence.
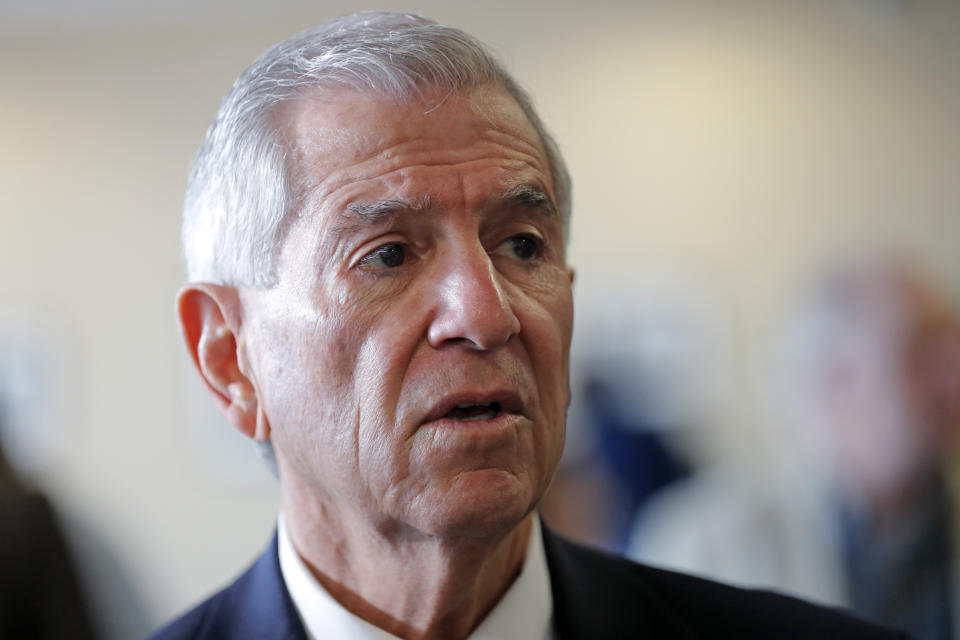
[153,12,909,640]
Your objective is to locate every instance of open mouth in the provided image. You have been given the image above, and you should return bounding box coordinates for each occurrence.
[444,402,502,421]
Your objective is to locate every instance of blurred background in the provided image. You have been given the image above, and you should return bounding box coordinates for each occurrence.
[2,0,960,638]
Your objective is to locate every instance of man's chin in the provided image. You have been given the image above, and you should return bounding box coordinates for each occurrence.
[405,469,538,541]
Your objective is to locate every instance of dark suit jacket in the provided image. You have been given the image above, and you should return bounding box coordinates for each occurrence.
[149,525,911,639]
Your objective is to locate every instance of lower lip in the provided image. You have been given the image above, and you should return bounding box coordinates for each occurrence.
[422,411,524,437]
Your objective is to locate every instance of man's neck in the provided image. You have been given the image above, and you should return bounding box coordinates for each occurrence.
[281,493,534,640]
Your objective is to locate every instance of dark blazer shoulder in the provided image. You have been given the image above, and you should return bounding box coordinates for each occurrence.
[147,534,306,640]
[541,525,912,640]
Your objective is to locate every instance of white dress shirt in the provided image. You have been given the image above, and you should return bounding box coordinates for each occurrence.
[278,515,555,640]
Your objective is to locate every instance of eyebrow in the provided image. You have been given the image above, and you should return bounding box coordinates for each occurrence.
[344,195,433,223]
[337,184,555,230]
[501,184,557,217]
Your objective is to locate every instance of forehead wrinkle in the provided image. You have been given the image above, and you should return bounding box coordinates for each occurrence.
[292,128,547,213]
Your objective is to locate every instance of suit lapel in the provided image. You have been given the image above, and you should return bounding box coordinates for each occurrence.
[541,524,696,640]
[223,532,308,640]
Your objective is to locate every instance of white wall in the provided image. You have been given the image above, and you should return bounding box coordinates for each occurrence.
[2,0,959,632]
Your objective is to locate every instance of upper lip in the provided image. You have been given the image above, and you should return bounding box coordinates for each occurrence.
[423,390,524,423]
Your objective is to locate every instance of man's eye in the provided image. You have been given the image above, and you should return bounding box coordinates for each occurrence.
[497,235,541,261]
[358,243,406,269]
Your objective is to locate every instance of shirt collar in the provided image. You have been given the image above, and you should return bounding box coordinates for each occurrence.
[278,514,555,640]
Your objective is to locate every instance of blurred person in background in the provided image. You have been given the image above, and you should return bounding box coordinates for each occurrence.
[0,340,151,639]
[0,409,97,639]
[629,254,960,640]
[539,368,692,553]
[540,272,709,554]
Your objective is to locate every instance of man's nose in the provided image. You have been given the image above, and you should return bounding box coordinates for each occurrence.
[427,246,521,350]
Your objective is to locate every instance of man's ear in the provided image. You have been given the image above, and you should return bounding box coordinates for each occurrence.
[177,283,269,442]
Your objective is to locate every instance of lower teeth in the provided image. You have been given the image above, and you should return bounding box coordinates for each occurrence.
[460,410,497,421]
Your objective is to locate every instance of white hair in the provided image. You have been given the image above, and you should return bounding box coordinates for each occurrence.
[183,11,571,287]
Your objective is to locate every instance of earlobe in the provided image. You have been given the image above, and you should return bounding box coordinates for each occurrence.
[177,284,270,442]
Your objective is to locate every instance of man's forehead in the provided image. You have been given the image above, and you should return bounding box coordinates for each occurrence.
[279,85,542,165]
[277,85,554,217]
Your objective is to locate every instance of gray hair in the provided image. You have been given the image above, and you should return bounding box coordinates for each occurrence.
[183,11,571,287]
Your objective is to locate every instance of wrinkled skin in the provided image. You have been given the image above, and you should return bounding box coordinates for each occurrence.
[239,85,574,542]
